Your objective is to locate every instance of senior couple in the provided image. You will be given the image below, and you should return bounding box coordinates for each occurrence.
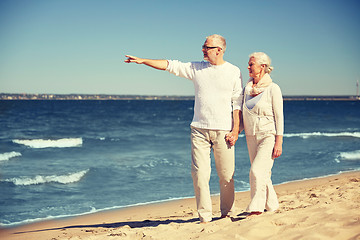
[125,34,284,223]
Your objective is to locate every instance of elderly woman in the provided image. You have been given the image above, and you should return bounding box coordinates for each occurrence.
[241,52,284,217]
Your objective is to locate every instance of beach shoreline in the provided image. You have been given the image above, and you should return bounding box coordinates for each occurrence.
[1,171,359,240]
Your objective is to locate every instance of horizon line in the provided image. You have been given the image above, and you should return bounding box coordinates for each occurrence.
[1,93,359,97]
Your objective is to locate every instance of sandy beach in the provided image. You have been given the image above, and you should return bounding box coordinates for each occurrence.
[1,171,359,240]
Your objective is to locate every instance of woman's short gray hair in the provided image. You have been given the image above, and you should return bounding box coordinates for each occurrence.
[249,52,274,73]
[206,34,227,52]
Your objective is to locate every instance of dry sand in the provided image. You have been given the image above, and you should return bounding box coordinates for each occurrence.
[1,171,359,240]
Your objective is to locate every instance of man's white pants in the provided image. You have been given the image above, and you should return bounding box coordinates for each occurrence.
[246,133,279,212]
[190,126,235,222]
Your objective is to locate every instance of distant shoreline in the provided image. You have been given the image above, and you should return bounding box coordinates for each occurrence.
[0,93,359,101]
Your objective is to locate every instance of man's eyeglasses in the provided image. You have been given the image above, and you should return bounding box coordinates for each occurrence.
[202,45,221,51]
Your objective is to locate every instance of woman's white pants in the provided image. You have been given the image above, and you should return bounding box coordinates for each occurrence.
[246,133,279,212]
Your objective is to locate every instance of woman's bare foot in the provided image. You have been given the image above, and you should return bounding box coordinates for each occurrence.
[246,211,262,218]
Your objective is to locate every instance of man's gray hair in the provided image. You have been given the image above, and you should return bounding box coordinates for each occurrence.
[206,34,227,52]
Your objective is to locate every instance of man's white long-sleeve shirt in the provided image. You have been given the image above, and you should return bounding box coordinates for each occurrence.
[166,60,243,131]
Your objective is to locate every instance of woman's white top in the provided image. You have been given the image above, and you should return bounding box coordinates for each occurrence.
[241,83,284,136]
[245,92,264,110]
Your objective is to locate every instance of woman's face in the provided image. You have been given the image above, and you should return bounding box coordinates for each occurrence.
[247,57,263,79]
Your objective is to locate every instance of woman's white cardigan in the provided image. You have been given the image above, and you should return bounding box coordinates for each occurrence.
[241,83,284,136]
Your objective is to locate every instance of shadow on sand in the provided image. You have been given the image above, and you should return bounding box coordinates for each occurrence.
[13,218,199,235]
[13,212,250,235]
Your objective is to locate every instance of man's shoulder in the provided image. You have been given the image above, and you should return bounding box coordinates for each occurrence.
[191,61,209,66]
[224,61,241,71]
[190,61,210,70]
[170,60,207,67]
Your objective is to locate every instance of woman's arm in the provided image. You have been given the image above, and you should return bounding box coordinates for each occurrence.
[272,84,284,159]
[272,135,283,159]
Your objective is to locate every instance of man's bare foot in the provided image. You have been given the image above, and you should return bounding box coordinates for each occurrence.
[200,221,210,224]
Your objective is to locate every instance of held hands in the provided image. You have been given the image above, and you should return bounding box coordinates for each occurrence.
[225,131,239,146]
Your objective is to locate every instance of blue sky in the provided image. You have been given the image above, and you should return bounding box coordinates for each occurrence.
[0,0,359,96]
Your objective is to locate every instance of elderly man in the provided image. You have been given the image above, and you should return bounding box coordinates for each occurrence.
[125,34,242,223]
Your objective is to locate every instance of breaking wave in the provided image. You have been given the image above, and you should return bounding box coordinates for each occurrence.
[336,150,360,162]
[13,138,83,148]
[4,170,89,186]
[284,132,360,139]
[0,151,22,161]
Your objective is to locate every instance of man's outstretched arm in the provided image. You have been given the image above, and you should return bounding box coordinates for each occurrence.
[125,55,168,70]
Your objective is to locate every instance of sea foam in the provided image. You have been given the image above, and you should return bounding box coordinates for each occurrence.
[13,138,83,148]
[0,151,22,161]
[4,170,89,186]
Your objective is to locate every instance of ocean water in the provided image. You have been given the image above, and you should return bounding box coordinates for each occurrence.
[0,100,359,226]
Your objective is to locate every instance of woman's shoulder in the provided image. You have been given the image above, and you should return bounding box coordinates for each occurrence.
[269,82,282,95]
[269,82,281,90]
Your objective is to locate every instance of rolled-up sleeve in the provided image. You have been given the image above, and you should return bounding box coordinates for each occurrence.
[166,60,194,80]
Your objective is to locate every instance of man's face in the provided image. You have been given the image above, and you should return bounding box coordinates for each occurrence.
[202,38,219,63]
